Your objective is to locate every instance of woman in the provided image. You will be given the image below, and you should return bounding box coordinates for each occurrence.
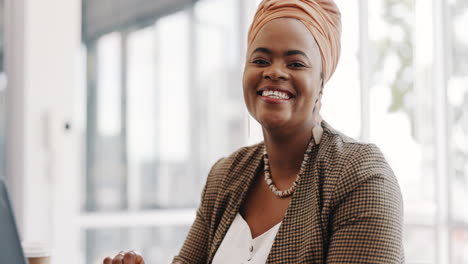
[104,0,404,263]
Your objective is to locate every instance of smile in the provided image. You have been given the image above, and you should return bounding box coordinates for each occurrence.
[261,90,291,100]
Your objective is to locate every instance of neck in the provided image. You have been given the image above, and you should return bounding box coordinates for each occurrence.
[262,123,319,178]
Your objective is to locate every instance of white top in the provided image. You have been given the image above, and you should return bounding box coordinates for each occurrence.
[212,213,282,264]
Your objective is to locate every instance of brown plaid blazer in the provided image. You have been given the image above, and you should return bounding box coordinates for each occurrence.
[173,121,404,263]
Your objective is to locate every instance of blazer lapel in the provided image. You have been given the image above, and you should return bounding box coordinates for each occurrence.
[208,144,264,262]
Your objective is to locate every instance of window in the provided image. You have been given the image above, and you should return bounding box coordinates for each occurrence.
[367,0,437,261]
[82,0,245,262]
[448,0,468,262]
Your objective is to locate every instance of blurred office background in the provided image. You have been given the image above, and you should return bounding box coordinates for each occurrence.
[1,0,468,263]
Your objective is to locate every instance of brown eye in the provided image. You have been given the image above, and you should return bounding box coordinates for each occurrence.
[288,62,306,68]
[252,59,270,65]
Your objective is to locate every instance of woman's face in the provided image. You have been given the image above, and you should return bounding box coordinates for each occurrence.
[243,18,323,132]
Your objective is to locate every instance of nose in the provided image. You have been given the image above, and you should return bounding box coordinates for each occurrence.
[263,63,289,81]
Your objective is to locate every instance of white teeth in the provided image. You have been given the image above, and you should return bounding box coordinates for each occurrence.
[261,90,290,100]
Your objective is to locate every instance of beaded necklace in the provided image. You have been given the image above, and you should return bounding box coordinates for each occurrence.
[263,138,315,198]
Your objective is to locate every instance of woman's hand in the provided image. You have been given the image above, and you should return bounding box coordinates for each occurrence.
[103,251,145,264]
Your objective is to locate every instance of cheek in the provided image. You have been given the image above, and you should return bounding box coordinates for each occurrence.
[242,72,248,92]
[294,74,321,110]
[242,70,254,106]
[243,67,254,85]
[242,68,258,97]
[296,74,319,97]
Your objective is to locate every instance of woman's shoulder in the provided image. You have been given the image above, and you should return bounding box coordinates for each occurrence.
[320,121,399,194]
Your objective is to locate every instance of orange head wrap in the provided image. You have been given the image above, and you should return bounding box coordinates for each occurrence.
[247,0,342,85]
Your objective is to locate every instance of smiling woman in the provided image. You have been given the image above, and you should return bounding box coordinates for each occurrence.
[243,18,323,134]
[106,0,404,263]
[175,1,402,263]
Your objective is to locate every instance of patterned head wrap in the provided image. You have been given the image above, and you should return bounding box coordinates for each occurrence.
[247,0,342,85]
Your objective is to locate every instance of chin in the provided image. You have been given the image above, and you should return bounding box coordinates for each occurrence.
[257,114,290,131]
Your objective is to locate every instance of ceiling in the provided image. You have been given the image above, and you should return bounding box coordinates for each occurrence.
[83,0,198,43]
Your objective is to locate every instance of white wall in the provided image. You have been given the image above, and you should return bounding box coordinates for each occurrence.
[5,0,82,263]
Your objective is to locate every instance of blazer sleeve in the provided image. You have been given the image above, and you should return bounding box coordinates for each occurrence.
[172,158,224,264]
[326,144,404,264]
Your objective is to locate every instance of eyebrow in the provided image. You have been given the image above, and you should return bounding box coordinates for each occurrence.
[251,47,309,59]
[285,50,309,58]
[251,47,272,55]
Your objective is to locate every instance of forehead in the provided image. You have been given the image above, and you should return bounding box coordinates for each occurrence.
[249,18,320,57]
